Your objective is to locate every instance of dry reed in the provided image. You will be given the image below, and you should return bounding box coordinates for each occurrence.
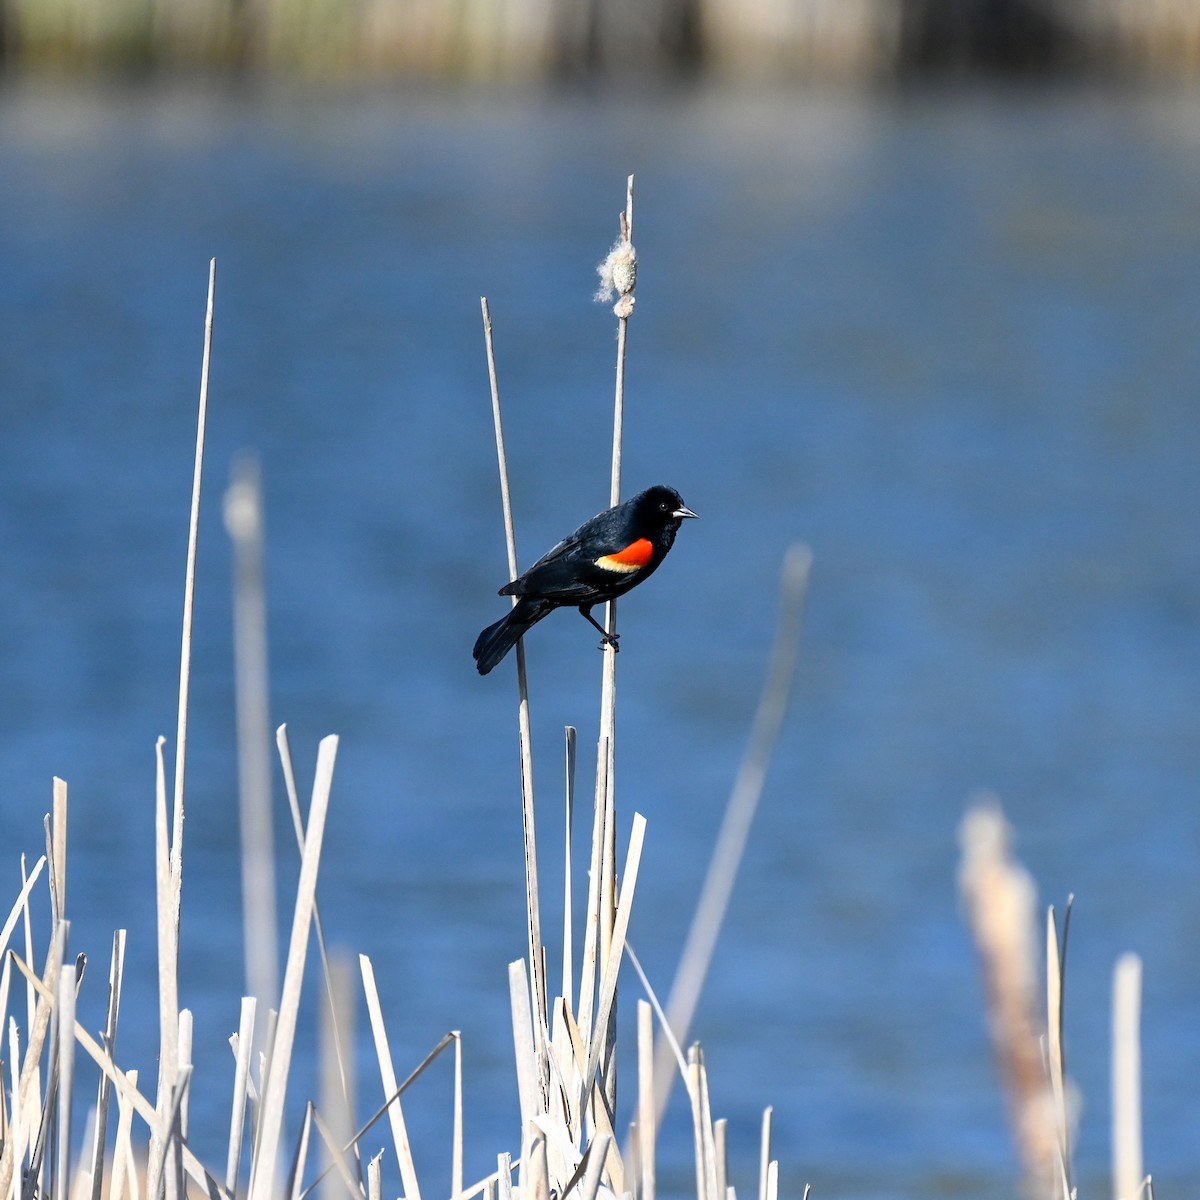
[959,800,1154,1199]
[959,802,1066,1198]
[224,455,280,1037]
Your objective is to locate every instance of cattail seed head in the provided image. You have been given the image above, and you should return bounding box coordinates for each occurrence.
[595,238,638,313]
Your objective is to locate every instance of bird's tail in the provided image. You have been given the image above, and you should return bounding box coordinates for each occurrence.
[473,596,555,675]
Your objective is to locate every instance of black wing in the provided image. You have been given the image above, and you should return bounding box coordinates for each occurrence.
[500,510,631,603]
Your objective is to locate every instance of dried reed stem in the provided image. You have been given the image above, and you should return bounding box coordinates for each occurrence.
[636,1001,655,1200]
[562,727,577,1014]
[174,1009,195,1197]
[607,175,635,507]
[88,929,126,1200]
[686,1047,717,1200]
[172,258,216,871]
[5,1019,20,1200]
[284,1103,313,1200]
[1045,902,1073,1197]
[499,1153,514,1200]
[714,1118,727,1200]
[452,1031,464,1200]
[149,735,176,1200]
[655,545,811,1120]
[226,997,257,1192]
[360,955,421,1200]
[624,946,688,1090]
[50,780,67,922]
[248,735,339,1200]
[597,174,636,849]
[959,802,1061,1198]
[364,1148,384,1200]
[0,859,46,964]
[509,961,539,1137]
[0,961,9,1149]
[1112,953,1144,1200]
[758,1106,773,1200]
[109,1068,138,1200]
[21,853,38,1047]
[480,295,550,1109]
[581,814,646,1107]
[319,953,357,1200]
[154,260,215,1197]
[54,930,76,1200]
[276,726,363,1189]
[524,1124,550,1200]
[225,453,280,1021]
[576,741,608,1050]
[595,172,635,1124]
[575,1134,609,1200]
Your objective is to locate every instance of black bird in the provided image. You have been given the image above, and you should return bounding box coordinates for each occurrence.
[473,484,698,675]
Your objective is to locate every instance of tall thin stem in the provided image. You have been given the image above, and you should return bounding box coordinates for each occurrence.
[481,297,550,1112]
[224,454,279,1034]
[172,258,215,873]
[153,259,215,1199]
[596,173,635,1120]
[653,546,811,1121]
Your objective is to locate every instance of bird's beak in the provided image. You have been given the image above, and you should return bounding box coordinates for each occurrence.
[674,505,699,520]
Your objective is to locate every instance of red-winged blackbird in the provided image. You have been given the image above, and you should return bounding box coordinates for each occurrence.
[473,484,698,675]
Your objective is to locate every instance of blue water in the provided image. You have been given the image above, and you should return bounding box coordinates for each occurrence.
[1,79,1199,1198]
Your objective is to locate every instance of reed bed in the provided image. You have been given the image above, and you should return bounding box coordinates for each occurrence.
[5,0,1200,78]
[0,179,1162,1200]
[0,180,809,1200]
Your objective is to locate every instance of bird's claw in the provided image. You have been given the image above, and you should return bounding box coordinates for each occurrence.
[598,633,621,653]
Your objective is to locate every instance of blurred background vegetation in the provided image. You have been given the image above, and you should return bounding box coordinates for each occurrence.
[2,0,1200,81]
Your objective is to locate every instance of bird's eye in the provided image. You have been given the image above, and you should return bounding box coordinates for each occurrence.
[659,501,669,510]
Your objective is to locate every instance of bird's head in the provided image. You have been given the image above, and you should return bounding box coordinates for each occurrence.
[634,485,699,529]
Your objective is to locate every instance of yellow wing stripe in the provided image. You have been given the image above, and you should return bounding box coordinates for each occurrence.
[596,537,654,574]
[596,555,642,574]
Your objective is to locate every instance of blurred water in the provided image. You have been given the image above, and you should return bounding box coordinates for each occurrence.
[0,78,1198,1198]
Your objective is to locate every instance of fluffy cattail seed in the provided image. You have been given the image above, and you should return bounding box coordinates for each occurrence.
[595,238,637,315]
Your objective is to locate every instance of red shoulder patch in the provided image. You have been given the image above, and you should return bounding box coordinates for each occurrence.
[598,537,654,569]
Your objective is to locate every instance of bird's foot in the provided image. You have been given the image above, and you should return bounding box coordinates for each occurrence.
[598,632,621,653]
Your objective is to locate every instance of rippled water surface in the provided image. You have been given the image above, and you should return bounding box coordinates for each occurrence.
[1,79,1198,1198]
